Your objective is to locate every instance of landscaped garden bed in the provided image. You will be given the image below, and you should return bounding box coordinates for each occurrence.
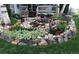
[0,15,78,53]
[0,15,76,46]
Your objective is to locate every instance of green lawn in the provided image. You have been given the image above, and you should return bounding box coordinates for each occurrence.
[0,16,79,54]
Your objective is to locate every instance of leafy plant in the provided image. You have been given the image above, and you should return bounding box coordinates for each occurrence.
[3,30,15,38]
[3,29,46,40]
[10,17,17,25]
[52,16,64,20]
[57,22,67,32]
[11,20,22,30]
[49,20,67,35]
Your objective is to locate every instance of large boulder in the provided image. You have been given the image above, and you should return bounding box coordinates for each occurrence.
[39,39,48,46]
[11,39,20,45]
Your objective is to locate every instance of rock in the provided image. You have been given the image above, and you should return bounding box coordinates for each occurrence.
[27,39,35,45]
[68,19,76,37]
[22,21,31,28]
[48,34,53,40]
[31,44,37,46]
[52,35,57,44]
[0,32,4,39]
[18,42,27,46]
[0,25,3,32]
[44,39,50,44]
[53,35,63,44]
[51,24,57,29]
[44,35,49,39]
[63,31,68,42]
[68,19,76,32]
[70,30,75,37]
[69,27,76,33]
[4,25,10,30]
[60,33,64,42]
[56,35,62,43]
[45,24,49,29]
[55,20,60,25]
[45,34,53,44]
[34,38,41,45]
[11,39,20,45]
[44,34,50,44]
[37,36,42,39]
[39,39,48,46]
[36,16,41,21]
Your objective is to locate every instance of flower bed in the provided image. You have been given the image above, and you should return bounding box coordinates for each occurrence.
[0,16,76,46]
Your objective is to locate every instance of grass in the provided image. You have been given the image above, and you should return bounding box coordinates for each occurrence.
[0,16,79,54]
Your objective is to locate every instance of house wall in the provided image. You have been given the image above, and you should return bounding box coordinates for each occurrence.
[0,4,10,24]
[37,4,58,15]
[10,4,59,17]
[10,4,20,14]
[9,4,70,17]
[14,4,20,14]
[19,4,28,17]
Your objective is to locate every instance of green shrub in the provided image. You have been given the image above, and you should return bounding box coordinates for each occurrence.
[73,15,79,18]
[52,16,64,20]
[10,17,17,25]
[49,20,67,34]
[57,22,67,32]
[3,29,46,40]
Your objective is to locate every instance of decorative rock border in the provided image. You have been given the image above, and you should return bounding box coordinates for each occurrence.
[0,19,76,46]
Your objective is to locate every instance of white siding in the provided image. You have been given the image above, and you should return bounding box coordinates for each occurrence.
[14,4,20,14]
[0,4,10,24]
[37,4,58,15]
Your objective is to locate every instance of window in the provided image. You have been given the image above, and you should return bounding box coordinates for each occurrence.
[0,5,5,7]
[17,5,20,9]
[52,7,56,11]
[22,7,26,10]
[38,7,48,10]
